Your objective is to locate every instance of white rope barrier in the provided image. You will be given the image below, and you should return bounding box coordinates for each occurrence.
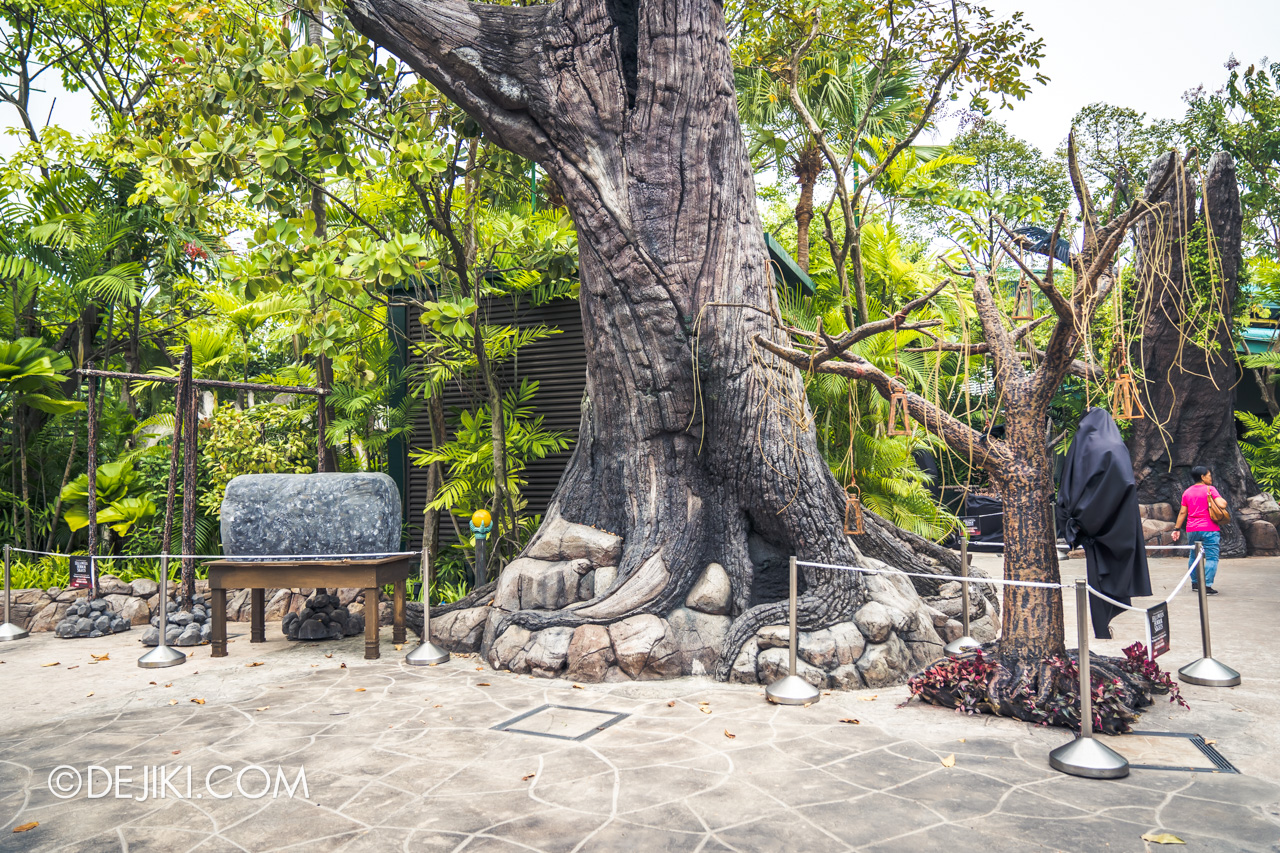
[9,547,418,561]
[1085,551,1202,615]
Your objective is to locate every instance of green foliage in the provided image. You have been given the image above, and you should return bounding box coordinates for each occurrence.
[0,338,83,415]
[411,379,571,524]
[198,403,315,516]
[1239,412,1280,497]
[60,457,158,537]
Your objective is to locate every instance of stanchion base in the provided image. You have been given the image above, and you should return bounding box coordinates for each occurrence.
[1178,657,1241,687]
[1048,735,1130,779]
[0,621,29,642]
[765,674,821,706]
[405,641,450,666]
[943,636,983,657]
[138,645,186,669]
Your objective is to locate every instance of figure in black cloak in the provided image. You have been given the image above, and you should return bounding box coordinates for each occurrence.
[1055,408,1152,638]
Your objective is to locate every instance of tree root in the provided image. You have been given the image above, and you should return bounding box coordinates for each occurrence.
[907,646,1184,735]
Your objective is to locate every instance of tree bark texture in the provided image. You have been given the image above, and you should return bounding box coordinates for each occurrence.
[1129,152,1258,556]
[347,0,983,685]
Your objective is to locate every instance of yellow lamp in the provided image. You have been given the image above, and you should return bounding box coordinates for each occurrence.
[471,509,492,528]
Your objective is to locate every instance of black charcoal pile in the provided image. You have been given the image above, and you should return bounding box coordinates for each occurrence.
[282,591,364,641]
[54,598,132,638]
[141,595,212,646]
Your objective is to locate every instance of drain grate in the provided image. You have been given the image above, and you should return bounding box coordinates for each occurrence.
[1118,730,1239,774]
[492,704,629,742]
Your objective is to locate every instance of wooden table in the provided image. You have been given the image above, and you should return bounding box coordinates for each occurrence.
[206,555,412,660]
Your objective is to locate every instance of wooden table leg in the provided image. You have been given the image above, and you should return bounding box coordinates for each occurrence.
[364,587,380,660]
[393,580,406,645]
[250,588,265,643]
[211,588,227,657]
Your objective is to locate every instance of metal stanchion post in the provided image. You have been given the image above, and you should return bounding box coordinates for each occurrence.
[138,555,186,668]
[405,581,450,666]
[765,556,821,706]
[1049,579,1128,778]
[0,545,29,642]
[1178,542,1240,687]
[944,532,981,657]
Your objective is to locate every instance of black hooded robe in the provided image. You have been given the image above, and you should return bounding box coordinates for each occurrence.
[1055,408,1152,639]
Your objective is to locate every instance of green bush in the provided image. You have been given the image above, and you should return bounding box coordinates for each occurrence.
[199,403,315,517]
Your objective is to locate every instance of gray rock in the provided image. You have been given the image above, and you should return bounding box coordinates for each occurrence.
[593,566,618,595]
[608,615,678,679]
[130,578,159,598]
[175,625,202,646]
[98,575,133,596]
[141,627,159,645]
[666,606,730,674]
[89,599,108,613]
[488,626,533,672]
[75,617,94,635]
[525,626,576,676]
[829,663,865,690]
[88,630,103,638]
[797,628,838,670]
[518,558,592,609]
[854,602,893,644]
[756,624,789,650]
[856,633,911,687]
[565,624,614,681]
[221,473,401,557]
[757,647,828,689]
[282,612,299,636]
[200,622,212,642]
[829,621,866,666]
[729,638,760,684]
[524,509,623,565]
[55,621,77,638]
[171,611,194,627]
[685,562,731,615]
[297,619,328,641]
[93,615,112,633]
[165,626,182,643]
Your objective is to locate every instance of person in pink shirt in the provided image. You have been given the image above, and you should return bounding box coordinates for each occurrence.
[1171,466,1227,594]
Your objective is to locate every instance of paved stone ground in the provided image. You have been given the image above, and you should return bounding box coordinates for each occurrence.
[1,556,1278,852]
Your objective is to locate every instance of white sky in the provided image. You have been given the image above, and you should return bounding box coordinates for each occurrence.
[2,1,1277,160]
[960,0,1280,154]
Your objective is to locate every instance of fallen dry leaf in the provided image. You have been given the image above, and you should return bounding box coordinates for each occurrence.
[522,773,536,781]
[310,664,319,668]
[477,683,491,687]
[190,698,205,705]
[940,754,955,768]
[163,683,172,688]
[149,681,157,686]
[1205,739,1217,745]
[41,662,59,667]
[724,729,736,739]
[256,707,270,712]
[172,750,181,755]
[699,707,712,715]
[246,661,264,668]
[167,699,178,706]
[572,684,584,689]
[434,704,442,708]
[67,665,78,670]
[91,653,109,662]
[858,694,878,702]
[85,692,94,697]
[1141,832,1185,845]
[340,663,347,669]
[354,688,366,692]
[476,666,484,671]
[394,644,403,651]
[667,700,676,707]
[12,822,37,833]
[958,738,966,743]
[325,653,333,659]
[839,718,860,725]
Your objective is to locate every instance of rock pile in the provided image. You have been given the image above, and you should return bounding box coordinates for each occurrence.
[53,598,133,639]
[141,595,213,646]
[282,591,364,641]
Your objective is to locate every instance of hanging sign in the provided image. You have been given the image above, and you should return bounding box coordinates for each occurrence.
[1146,601,1170,658]
[69,555,95,590]
[962,517,980,537]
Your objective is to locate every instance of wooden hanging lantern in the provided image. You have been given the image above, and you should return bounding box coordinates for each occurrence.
[1112,372,1144,421]
[1012,276,1035,321]
[887,387,912,436]
[844,489,865,535]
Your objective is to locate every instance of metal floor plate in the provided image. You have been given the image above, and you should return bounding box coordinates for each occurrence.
[492,704,629,741]
[1099,730,1239,773]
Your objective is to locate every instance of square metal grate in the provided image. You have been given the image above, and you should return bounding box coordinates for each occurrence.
[492,704,629,741]
[1108,730,1239,773]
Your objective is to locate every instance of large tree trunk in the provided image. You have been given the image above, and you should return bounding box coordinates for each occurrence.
[1129,152,1259,556]
[350,0,981,685]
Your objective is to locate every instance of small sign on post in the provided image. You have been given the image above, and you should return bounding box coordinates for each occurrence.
[68,555,95,590]
[1147,602,1170,658]
[962,517,979,537]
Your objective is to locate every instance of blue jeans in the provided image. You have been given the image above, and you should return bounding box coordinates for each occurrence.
[1187,531,1220,586]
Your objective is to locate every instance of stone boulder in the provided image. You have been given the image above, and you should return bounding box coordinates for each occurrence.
[1142,518,1176,543]
[566,625,614,681]
[523,508,623,566]
[524,626,575,677]
[424,605,489,653]
[853,602,893,644]
[608,614,680,679]
[685,562,731,615]
[857,633,911,688]
[1244,519,1280,557]
[221,472,401,557]
[757,647,827,689]
[1140,502,1177,522]
[666,606,730,675]
[98,575,134,597]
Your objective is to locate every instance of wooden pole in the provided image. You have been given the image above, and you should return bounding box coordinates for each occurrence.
[181,346,197,607]
[317,355,330,472]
